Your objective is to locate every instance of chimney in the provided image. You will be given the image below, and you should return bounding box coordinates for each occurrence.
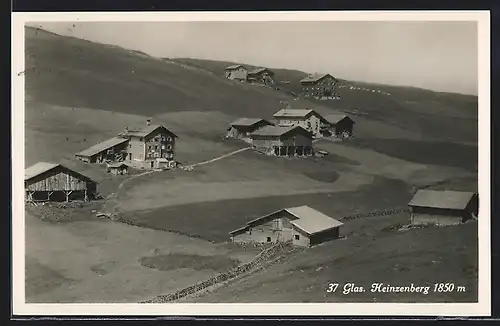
[146,119,151,126]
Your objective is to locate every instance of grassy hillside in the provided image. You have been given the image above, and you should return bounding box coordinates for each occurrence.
[24,26,479,304]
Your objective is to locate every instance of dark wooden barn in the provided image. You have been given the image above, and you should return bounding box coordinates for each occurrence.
[249,125,314,156]
[324,113,355,138]
[408,190,479,226]
[25,162,98,202]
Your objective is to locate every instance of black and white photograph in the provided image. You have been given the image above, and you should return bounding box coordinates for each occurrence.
[12,11,491,316]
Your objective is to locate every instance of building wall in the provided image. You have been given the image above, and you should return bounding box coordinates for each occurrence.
[334,120,354,136]
[127,129,175,162]
[309,227,341,246]
[276,115,322,137]
[302,76,338,99]
[232,211,298,244]
[248,71,275,85]
[25,167,90,192]
[412,213,464,226]
[127,138,145,161]
[291,228,311,247]
[225,67,248,80]
[144,129,176,161]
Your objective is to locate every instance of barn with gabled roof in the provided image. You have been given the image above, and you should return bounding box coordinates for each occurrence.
[25,162,98,202]
[249,125,314,156]
[226,118,275,143]
[229,205,344,247]
[408,190,479,226]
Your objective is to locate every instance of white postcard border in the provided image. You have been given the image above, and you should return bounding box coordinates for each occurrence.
[11,10,491,316]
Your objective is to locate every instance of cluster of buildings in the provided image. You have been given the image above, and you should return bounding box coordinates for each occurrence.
[226,108,355,157]
[24,119,178,203]
[225,64,340,100]
[228,189,479,248]
[74,119,178,170]
[224,65,276,86]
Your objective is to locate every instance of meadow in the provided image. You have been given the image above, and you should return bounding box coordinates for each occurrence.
[23,26,479,303]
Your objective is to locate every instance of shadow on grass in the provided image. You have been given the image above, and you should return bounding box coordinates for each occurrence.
[347,138,477,172]
[139,253,240,272]
[119,176,412,243]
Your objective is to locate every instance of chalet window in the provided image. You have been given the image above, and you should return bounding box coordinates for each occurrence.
[166,136,172,142]
[155,145,159,150]
[162,144,166,150]
[267,237,271,242]
[148,145,152,151]
[295,234,300,240]
[167,144,173,150]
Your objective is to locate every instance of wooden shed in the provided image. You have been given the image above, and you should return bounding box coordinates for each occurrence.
[107,162,129,175]
[408,190,479,226]
[75,137,129,164]
[324,113,355,138]
[229,205,344,248]
[25,162,98,202]
[250,125,314,156]
[226,118,275,143]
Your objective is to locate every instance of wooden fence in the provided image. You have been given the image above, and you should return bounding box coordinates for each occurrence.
[140,240,292,303]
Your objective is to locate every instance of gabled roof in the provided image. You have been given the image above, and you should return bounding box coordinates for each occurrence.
[325,113,354,124]
[248,67,273,75]
[123,124,178,138]
[300,73,337,84]
[107,162,129,168]
[225,64,245,70]
[250,125,312,138]
[75,137,129,158]
[228,205,343,236]
[287,205,344,235]
[408,190,477,210]
[25,162,96,183]
[273,109,329,123]
[230,118,273,127]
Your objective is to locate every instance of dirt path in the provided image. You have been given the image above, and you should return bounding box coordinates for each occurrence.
[185,146,252,168]
[105,146,252,214]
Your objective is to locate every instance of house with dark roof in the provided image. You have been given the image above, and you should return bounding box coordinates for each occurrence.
[229,205,344,247]
[75,137,129,163]
[300,73,340,100]
[226,118,275,143]
[224,64,248,81]
[120,120,178,169]
[324,113,355,138]
[25,162,98,202]
[249,125,314,156]
[408,190,479,226]
[247,67,275,85]
[273,108,329,138]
